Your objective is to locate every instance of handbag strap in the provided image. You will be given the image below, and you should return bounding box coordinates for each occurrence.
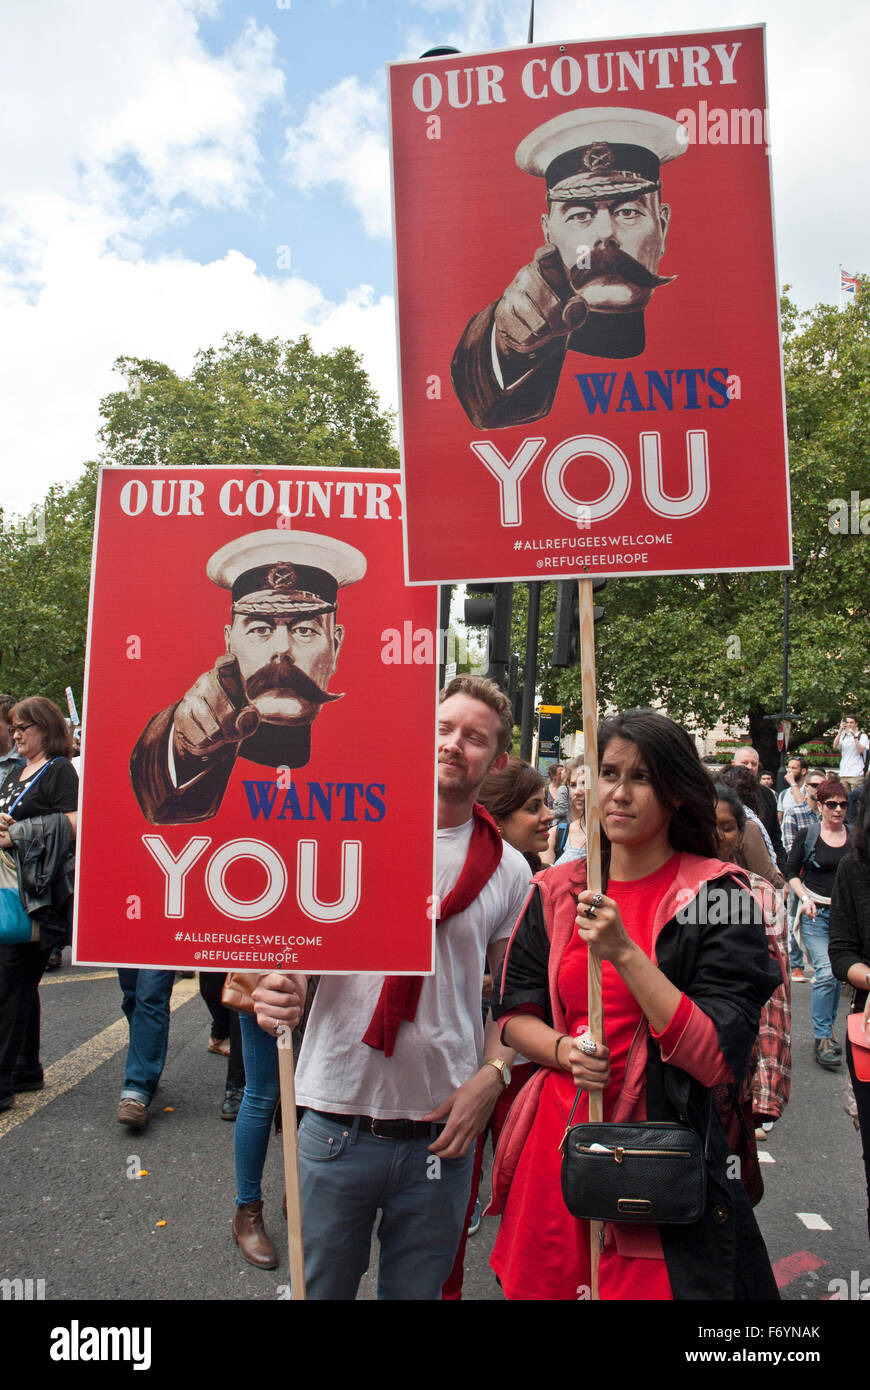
[566,1082,585,1130]
[560,1040,715,1151]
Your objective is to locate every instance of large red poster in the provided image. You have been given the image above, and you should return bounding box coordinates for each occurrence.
[389,26,791,583]
[75,467,438,974]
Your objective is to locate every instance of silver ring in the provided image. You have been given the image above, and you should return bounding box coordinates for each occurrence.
[591,892,603,909]
[274,1020,282,1036]
[579,1036,597,1056]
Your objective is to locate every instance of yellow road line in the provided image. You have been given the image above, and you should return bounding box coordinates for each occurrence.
[40,969,117,987]
[0,976,199,1141]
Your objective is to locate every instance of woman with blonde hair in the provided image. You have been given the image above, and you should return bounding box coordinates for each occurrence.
[543,756,587,867]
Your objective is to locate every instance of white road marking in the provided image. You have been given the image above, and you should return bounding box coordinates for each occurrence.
[0,976,198,1141]
[41,969,117,987]
[796,1212,832,1230]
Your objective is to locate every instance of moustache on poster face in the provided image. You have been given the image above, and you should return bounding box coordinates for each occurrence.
[562,240,675,327]
[243,655,343,706]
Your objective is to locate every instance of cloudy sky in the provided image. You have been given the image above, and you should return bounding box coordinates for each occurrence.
[1,0,864,516]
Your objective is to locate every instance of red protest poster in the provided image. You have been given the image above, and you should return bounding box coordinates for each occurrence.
[389,26,791,583]
[75,467,438,974]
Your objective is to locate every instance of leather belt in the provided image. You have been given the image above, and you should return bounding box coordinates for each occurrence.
[309,1109,443,1140]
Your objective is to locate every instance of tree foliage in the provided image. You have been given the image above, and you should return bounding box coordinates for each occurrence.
[0,464,98,708]
[532,286,870,769]
[99,331,398,472]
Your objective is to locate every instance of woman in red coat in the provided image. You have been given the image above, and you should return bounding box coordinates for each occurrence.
[489,710,780,1300]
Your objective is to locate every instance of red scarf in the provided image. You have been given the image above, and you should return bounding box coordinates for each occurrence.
[362,803,503,1056]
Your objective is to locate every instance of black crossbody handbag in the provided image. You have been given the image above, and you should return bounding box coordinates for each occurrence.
[560,1084,710,1225]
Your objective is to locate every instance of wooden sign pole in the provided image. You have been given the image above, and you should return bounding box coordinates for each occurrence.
[578,577,604,1300]
[277,1033,307,1300]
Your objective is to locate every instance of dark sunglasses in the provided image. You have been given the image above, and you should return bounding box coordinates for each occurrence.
[823,799,848,809]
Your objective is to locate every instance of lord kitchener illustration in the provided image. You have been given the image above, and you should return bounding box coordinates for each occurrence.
[130,529,366,825]
[451,106,688,429]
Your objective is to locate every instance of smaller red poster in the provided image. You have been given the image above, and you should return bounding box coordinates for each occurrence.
[75,467,439,974]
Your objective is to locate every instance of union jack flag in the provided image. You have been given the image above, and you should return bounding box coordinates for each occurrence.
[841,268,861,301]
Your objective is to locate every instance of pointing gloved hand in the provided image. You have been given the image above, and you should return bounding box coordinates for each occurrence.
[172,654,260,760]
[493,245,586,360]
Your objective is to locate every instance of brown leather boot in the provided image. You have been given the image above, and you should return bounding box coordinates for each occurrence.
[232,1201,278,1269]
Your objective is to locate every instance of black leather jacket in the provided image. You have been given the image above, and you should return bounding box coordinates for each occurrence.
[8,812,75,947]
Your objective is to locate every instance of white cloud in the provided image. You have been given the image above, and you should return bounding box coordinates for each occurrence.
[0,206,397,516]
[0,0,284,212]
[101,19,284,210]
[0,2,397,517]
[284,77,392,239]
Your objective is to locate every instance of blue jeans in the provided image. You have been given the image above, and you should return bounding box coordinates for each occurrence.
[296,1109,475,1300]
[235,1012,279,1205]
[801,907,842,1039]
[117,969,175,1104]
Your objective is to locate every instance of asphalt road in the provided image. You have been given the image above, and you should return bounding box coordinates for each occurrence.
[1,955,868,1308]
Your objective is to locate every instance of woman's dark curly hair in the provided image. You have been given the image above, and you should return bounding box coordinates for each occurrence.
[717,762,762,817]
[597,710,718,883]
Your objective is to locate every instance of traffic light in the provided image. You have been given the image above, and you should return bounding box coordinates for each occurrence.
[592,576,607,626]
[551,579,606,667]
[464,583,513,688]
[552,582,579,667]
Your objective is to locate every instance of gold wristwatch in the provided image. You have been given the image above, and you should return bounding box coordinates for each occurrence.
[483,1058,512,1089]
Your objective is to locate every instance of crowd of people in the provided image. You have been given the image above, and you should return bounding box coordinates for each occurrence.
[2,683,870,1300]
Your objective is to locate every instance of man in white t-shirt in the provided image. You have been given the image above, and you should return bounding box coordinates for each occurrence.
[253,676,531,1299]
[834,714,869,791]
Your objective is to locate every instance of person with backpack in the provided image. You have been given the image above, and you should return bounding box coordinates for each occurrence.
[542,756,586,866]
[786,777,850,1070]
[782,770,825,983]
